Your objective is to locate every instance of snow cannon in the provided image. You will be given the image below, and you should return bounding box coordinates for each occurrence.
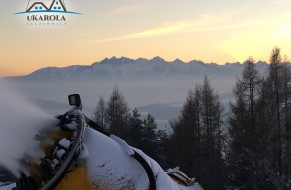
[68,94,82,109]
[15,94,92,190]
[14,94,203,190]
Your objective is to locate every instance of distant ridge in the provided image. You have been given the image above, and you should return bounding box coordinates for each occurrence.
[5,57,269,81]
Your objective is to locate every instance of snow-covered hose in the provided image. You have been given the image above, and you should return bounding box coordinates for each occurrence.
[83,115,157,190]
[132,149,156,190]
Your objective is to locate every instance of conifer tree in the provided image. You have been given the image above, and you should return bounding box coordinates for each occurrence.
[142,113,159,160]
[228,57,263,189]
[127,108,143,148]
[94,96,107,130]
[199,76,224,189]
[165,78,225,190]
[106,86,130,138]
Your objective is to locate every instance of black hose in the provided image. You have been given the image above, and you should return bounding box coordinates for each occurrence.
[132,150,156,190]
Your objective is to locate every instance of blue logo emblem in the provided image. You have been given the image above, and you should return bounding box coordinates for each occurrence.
[16,0,81,15]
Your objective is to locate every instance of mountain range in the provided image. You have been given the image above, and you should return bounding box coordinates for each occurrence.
[6,56,269,80]
[3,56,270,131]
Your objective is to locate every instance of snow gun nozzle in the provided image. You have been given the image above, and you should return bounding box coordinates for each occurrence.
[68,94,82,108]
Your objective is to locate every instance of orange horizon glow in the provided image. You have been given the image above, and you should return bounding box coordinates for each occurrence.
[1,0,291,77]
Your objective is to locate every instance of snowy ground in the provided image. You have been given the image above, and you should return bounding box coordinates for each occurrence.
[0,183,16,190]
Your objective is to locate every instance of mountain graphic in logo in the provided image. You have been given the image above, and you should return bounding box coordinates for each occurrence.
[16,0,81,14]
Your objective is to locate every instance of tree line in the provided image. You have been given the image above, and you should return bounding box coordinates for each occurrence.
[227,47,291,189]
[94,86,166,163]
[94,47,291,189]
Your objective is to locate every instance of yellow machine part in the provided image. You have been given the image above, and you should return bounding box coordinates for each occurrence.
[54,162,96,190]
[34,128,96,190]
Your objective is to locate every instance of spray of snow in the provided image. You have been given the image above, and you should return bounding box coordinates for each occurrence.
[0,80,58,177]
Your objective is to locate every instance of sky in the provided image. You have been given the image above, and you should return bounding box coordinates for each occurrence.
[1,0,291,77]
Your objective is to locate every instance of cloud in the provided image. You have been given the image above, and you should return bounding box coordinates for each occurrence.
[87,8,265,44]
[89,20,192,43]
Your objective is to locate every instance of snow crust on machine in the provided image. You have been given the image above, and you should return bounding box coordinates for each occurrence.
[83,127,203,190]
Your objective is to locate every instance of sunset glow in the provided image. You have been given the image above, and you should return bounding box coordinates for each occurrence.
[1,0,291,76]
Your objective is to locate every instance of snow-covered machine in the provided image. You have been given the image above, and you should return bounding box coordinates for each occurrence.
[16,94,92,190]
[14,94,202,190]
[15,94,157,190]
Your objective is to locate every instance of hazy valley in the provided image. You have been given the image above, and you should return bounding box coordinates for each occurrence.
[5,57,268,129]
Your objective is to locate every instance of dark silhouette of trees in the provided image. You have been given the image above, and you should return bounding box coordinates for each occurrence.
[93,48,291,189]
[94,96,107,130]
[165,77,226,190]
[228,48,291,189]
[127,108,143,148]
[228,57,269,189]
[141,113,160,160]
[262,47,291,187]
[94,87,163,164]
[106,86,130,138]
